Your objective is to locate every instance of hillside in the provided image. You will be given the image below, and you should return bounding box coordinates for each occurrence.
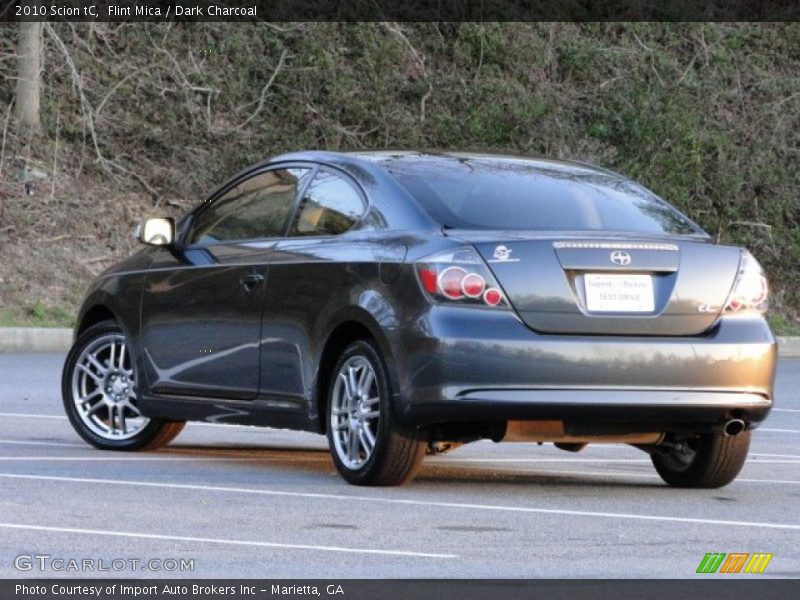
[0,23,798,330]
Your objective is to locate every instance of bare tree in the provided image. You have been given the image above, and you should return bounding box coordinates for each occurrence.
[15,22,43,132]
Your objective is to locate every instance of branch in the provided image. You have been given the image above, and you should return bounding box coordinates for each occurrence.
[95,65,148,117]
[382,23,432,123]
[728,220,773,233]
[45,24,159,203]
[0,95,13,177]
[43,25,104,166]
[235,48,288,131]
[420,83,433,123]
[107,160,160,203]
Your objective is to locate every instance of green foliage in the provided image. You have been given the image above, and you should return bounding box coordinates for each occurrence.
[0,303,75,328]
[768,314,800,336]
[0,22,798,323]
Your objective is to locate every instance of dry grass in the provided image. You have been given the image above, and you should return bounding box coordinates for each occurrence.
[0,144,172,326]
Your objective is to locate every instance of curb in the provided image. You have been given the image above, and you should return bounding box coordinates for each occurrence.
[778,336,800,359]
[0,328,72,354]
[1,327,799,358]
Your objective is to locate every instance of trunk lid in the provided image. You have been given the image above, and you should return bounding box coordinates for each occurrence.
[452,232,741,336]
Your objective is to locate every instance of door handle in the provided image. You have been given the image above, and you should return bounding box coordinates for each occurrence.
[240,273,264,291]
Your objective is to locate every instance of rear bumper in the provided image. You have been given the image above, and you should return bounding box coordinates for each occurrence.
[403,390,771,434]
[390,308,777,431]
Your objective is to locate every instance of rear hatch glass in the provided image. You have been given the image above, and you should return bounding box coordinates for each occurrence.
[381,155,706,237]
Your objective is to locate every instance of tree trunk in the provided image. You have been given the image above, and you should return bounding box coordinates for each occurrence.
[15,22,43,132]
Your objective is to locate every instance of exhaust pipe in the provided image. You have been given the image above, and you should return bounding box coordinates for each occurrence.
[723,419,746,437]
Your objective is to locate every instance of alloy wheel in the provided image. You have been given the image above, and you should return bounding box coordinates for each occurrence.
[330,355,381,469]
[70,333,149,440]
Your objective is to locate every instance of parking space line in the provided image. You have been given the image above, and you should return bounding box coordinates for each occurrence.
[2,473,799,531]
[760,428,800,433]
[429,458,651,463]
[0,413,65,420]
[1,453,795,465]
[771,408,800,413]
[0,456,328,462]
[0,439,83,447]
[0,437,794,461]
[434,457,800,464]
[0,412,263,430]
[0,522,455,559]
[567,444,798,455]
[751,452,800,459]
[461,466,800,486]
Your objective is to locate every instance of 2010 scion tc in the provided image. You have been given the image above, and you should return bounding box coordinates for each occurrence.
[62,151,776,487]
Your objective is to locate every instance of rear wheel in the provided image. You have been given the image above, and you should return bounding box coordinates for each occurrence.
[651,431,750,488]
[62,320,185,451]
[326,340,426,486]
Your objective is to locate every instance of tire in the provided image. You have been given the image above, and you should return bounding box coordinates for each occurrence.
[62,320,185,451]
[326,339,426,486]
[651,431,751,488]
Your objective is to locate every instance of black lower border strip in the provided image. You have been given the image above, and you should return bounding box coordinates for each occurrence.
[1,580,797,600]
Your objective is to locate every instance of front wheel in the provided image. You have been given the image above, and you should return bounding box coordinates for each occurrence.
[326,340,426,486]
[62,320,185,451]
[651,431,751,488]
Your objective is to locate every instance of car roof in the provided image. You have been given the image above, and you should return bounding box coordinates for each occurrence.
[269,150,624,180]
[202,151,631,233]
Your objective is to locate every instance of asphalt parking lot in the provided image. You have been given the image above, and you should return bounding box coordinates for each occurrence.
[0,353,798,578]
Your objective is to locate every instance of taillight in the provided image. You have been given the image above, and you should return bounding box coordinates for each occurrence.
[461,273,486,298]
[415,247,509,309]
[439,267,467,299]
[724,251,768,314]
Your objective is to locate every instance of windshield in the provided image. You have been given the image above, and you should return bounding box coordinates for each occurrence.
[379,156,705,236]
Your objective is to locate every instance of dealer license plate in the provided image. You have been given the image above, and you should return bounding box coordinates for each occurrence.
[584,273,654,313]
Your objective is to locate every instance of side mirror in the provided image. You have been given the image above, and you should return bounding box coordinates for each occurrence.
[136,217,175,246]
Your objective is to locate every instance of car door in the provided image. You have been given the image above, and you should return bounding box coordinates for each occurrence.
[140,166,312,400]
[259,168,369,408]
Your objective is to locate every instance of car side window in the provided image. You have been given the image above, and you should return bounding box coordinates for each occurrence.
[189,168,311,245]
[288,169,366,237]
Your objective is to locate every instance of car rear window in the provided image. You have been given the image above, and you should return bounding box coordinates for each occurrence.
[380,156,704,236]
